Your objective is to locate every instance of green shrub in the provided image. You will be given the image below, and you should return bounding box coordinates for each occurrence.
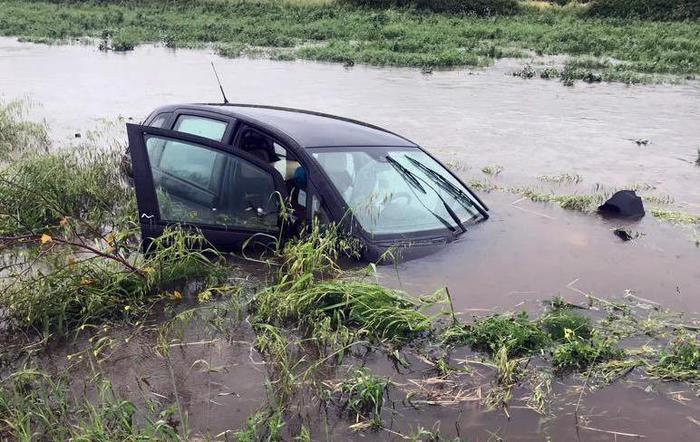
[0,228,226,335]
[553,337,624,371]
[648,337,699,381]
[463,312,551,357]
[337,367,389,426]
[0,146,129,235]
[0,99,49,161]
[111,33,136,51]
[588,0,700,20]
[341,0,519,15]
[540,309,593,341]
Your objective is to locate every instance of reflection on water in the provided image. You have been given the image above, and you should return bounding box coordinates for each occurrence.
[1,37,699,440]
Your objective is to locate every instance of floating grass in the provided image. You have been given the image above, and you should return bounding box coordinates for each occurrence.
[651,208,700,225]
[540,309,593,341]
[257,280,431,343]
[648,337,699,382]
[460,312,551,357]
[552,336,624,372]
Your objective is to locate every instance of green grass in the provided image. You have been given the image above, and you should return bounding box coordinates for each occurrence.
[0,98,48,161]
[0,370,179,441]
[257,279,432,343]
[651,208,700,224]
[0,1,698,79]
[459,312,551,357]
[0,227,227,336]
[336,367,389,426]
[540,309,593,341]
[552,336,624,371]
[648,337,699,382]
[0,144,132,235]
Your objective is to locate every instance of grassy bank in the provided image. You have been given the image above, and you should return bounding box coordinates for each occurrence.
[0,1,698,82]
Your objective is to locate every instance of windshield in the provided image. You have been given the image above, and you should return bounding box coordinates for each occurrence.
[312,148,483,235]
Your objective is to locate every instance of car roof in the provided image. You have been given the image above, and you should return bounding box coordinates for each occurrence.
[155,103,418,149]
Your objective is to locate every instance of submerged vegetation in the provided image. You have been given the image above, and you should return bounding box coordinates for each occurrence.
[0,0,698,82]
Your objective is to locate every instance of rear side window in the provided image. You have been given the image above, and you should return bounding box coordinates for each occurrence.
[174,115,227,141]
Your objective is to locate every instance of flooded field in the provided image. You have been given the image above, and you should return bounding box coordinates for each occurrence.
[1,37,699,440]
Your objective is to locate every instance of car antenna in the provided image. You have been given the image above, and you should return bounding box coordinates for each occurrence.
[211,62,229,104]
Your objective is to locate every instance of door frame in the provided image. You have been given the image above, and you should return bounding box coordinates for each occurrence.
[126,123,289,252]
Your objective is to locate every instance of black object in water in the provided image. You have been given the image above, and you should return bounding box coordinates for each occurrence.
[598,190,645,219]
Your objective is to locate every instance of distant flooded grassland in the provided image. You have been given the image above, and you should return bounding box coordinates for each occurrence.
[0,0,699,83]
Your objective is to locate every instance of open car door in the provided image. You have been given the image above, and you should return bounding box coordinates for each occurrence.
[126,123,288,252]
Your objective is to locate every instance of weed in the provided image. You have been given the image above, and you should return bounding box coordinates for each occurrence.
[0,98,49,161]
[0,227,227,335]
[0,370,178,440]
[481,164,504,176]
[695,148,700,167]
[526,371,552,415]
[539,67,560,79]
[648,337,699,382]
[336,367,389,426]
[463,312,551,357]
[0,142,132,236]
[512,64,536,79]
[651,208,700,225]
[552,335,624,372]
[588,0,700,20]
[537,173,582,184]
[540,309,592,341]
[258,280,432,343]
[515,187,605,212]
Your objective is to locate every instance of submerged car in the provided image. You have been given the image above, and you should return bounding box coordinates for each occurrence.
[126,103,489,260]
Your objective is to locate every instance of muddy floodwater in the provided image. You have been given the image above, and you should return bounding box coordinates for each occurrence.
[1,37,699,440]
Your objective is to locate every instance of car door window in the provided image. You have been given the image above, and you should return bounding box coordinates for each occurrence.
[145,134,280,230]
[148,112,171,128]
[173,115,227,141]
[237,127,308,221]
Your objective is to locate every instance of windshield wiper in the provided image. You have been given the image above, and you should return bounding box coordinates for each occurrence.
[404,155,489,219]
[386,155,465,233]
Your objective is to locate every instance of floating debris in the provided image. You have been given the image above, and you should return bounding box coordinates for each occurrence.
[598,190,645,219]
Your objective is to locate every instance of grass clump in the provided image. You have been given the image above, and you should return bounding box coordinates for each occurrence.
[461,312,551,357]
[650,208,700,225]
[481,164,504,176]
[552,335,624,372]
[256,223,429,345]
[258,280,431,343]
[588,0,700,20]
[540,309,593,341]
[342,0,519,15]
[336,367,389,426]
[515,187,605,212]
[648,337,699,382]
[0,228,227,335]
[0,146,131,235]
[0,98,48,161]
[0,370,179,440]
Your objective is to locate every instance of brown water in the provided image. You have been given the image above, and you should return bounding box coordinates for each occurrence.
[1,37,699,440]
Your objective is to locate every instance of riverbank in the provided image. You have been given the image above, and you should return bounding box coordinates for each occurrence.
[0,0,699,84]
